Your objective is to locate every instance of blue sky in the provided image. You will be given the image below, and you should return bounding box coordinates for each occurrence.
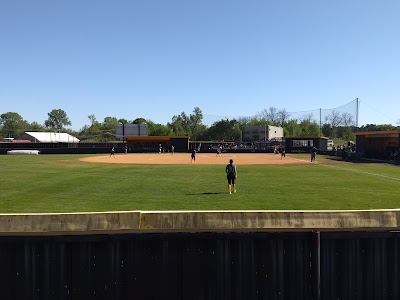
[1,0,399,130]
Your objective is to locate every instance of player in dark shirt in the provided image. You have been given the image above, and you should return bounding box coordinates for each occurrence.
[226,159,237,194]
[191,148,196,164]
[280,146,286,159]
[310,146,318,162]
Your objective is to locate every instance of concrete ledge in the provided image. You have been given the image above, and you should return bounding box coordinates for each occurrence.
[0,210,399,235]
[140,210,399,232]
[0,211,141,235]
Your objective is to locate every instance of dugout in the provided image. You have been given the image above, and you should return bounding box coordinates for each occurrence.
[354,130,400,160]
[285,136,328,153]
[125,136,190,153]
[191,141,237,153]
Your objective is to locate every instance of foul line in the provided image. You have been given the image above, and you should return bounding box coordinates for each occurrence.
[322,164,400,182]
[291,157,400,182]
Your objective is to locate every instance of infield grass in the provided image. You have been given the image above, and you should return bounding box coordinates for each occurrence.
[0,153,399,213]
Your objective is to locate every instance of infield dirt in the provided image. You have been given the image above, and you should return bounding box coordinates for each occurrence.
[80,153,309,165]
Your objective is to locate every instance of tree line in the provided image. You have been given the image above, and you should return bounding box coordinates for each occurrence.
[1,108,398,142]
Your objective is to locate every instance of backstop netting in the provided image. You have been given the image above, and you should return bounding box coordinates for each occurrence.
[203,98,359,128]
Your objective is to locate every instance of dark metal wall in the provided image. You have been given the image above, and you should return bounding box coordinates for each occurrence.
[0,232,316,300]
[170,138,189,153]
[0,141,189,154]
[0,143,118,155]
[321,232,400,300]
[355,135,365,154]
[0,231,399,300]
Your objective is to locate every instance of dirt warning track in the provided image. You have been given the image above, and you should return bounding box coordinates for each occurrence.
[80,153,308,165]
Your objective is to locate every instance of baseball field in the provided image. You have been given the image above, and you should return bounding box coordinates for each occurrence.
[1,152,399,213]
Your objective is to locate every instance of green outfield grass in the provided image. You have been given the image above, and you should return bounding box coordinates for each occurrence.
[0,154,399,213]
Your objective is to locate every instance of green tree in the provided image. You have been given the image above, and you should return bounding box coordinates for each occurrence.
[132,118,147,124]
[194,124,208,140]
[299,118,320,136]
[284,119,301,137]
[28,121,46,131]
[168,112,191,136]
[189,107,204,142]
[337,126,355,141]
[0,112,26,138]
[206,119,241,141]
[79,114,102,141]
[358,124,398,132]
[321,123,332,138]
[88,114,97,126]
[118,118,129,124]
[168,115,186,136]
[147,121,173,136]
[44,109,71,130]
[237,117,251,127]
[98,116,119,142]
[102,117,119,131]
[245,116,264,126]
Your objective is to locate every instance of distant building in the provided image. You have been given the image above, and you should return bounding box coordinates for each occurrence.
[17,132,80,143]
[242,125,284,142]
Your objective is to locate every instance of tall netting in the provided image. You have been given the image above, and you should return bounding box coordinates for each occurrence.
[203,98,359,128]
[289,98,358,127]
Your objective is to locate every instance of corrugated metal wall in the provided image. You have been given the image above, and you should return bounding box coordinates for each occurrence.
[0,231,398,300]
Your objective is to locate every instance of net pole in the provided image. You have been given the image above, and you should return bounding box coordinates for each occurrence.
[319,108,322,137]
[356,98,359,132]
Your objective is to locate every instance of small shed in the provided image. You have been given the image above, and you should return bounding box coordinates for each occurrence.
[285,137,328,153]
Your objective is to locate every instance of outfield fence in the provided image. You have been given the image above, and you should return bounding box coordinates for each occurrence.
[0,231,399,300]
[0,210,400,299]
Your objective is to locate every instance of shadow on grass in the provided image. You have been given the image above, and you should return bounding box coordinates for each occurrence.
[186,192,225,195]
